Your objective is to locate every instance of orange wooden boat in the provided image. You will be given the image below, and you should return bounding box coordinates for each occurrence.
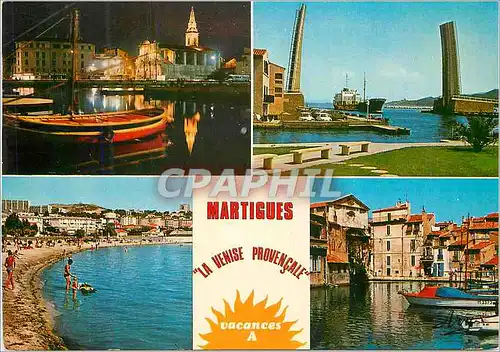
[3,108,172,144]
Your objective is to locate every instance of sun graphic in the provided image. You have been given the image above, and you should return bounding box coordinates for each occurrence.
[199,290,306,349]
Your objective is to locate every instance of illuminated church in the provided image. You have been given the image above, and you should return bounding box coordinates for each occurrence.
[135,7,221,80]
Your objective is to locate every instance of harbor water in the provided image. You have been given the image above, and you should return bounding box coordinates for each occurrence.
[311,281,498,350]
[41,245,192,350]
[3,87,250,175]
[254,103,467,144]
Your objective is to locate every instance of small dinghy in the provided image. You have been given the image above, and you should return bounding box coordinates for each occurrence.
[79,283,96,294]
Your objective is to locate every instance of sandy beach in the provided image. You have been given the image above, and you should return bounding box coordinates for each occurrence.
[2,237,192,350]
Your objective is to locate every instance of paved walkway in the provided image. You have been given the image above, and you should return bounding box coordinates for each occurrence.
[252,140,468,175]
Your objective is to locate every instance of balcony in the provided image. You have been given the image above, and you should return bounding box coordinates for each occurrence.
[421,254,434,262]
[263,95,275,104]
[437,255,444,261]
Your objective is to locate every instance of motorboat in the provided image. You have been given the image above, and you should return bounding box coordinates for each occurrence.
[400,286,497,309]
[462,315,498,334]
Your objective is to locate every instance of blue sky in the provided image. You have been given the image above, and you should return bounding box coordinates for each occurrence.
[254,2,499,102]
[2,177,191,211]
[312,178,498,223]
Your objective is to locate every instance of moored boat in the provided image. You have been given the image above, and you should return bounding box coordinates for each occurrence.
[357,98,386,114]
[462,315,499,334]
[3,107,171,144]
[400,286,498,309]
[3,96,54,115]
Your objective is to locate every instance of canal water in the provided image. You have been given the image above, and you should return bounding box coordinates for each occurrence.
[3,87,250,175]
[311,282,498,350]
[41,245,192,350]
[254,103,467,144]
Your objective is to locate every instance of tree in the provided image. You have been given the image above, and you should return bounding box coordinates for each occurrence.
[75,229,86,238]
[5,213,23,232]
[454,116,498,152]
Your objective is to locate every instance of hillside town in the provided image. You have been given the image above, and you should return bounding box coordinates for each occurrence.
[310,195,498,287]
[2,199,192,238]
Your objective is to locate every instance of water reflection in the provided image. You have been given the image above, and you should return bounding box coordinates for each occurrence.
[3,88,250,175]
[311,282,497,350]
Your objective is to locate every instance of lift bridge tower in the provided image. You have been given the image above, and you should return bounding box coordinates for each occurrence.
[283,4,306,119]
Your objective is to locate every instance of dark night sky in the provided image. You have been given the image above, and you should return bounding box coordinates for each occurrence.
[2,2,250,58]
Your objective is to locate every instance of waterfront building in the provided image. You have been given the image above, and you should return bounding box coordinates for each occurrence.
[310,195,370,286]
[371,201,435,279]
[310,213,328,287]
[235,47,251,75]
[86,47,134,79]
[135,7,221,80]
[45,216,103,235]
[2,199,31,213]
[253,49,286,119]
[14,39,95,78]
[179,218,192,228]
[165,217,180,229]
[253,49,270,117]
[268,63,286,117]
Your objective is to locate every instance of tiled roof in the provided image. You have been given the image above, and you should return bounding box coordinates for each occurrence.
[486,212,499,219]
[310,201,328,209]
[327,254,348,264]
[448,239,470,248]
[481,255,498,266]
[407,213,435,223]
[466,241,494,251]
[253,48,267,56]
[469,221,498,230]
[372,204,408,213]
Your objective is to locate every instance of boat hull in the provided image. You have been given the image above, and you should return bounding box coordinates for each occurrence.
[334,103,358,111]
[462,316,499,334]
[403,295,497,309]
[4,108,170,144]
[357,98,386,114]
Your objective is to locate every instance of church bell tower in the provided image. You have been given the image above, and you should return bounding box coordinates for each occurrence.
[185,7,199,47]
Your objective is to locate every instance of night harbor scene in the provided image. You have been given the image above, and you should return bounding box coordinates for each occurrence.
[2,2,251,175]
[309,178,498,350]
[252,2,498,177]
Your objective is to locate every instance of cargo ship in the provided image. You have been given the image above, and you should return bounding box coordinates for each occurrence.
[333,73,386,114]
[333,74,361,111]
[357,98,386,114]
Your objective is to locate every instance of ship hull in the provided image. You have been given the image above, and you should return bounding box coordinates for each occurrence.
[357,98,386,114]
[334,103,358,111]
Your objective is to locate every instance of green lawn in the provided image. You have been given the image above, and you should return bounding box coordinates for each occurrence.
[325,146,498,177]
[253,146,319,155]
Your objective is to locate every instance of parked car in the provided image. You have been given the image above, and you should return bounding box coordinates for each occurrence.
[316,112,332,121]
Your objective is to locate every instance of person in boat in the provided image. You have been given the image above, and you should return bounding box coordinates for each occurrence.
[71,276,79,300]
[4,250,16,290]
[64,258,74,292]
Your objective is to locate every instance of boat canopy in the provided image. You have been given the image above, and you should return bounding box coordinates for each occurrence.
[436,287,498,301]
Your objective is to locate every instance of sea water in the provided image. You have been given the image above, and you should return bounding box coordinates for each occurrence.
[41,245,192,350]
[311,282,498,350]
[254,104,467,144]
